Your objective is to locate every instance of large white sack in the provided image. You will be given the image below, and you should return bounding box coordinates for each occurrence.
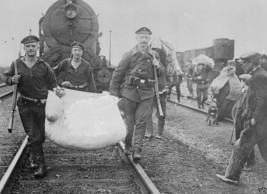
[45,89,127,150]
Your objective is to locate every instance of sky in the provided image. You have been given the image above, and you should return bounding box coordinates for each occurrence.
[1,0,267,67]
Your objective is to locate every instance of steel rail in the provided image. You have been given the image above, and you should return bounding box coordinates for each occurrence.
[0,136,28,194]
[168,99,233,123]
[0,91,13,99]
[0,83,7,88]
[117,141,160,194]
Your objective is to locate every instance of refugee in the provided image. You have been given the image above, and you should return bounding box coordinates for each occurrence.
[216,52,267,185]
[211,60,242,121]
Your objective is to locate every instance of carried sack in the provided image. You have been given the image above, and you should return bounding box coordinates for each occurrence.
[45,89,127,150]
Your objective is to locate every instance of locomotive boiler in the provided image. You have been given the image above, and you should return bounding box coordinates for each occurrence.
[39,0,113,92]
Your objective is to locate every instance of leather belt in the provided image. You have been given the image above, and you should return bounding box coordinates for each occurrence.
[159,88,167,94]
[20,95,47,104]
[67,83,87,89]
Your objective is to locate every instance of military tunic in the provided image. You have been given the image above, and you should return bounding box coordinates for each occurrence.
[109,45,165,151]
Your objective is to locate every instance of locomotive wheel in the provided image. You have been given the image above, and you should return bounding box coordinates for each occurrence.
[97,68,112,84]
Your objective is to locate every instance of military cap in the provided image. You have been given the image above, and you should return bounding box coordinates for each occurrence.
[239,51,261,61]
[21,35,40,44]
[71,41,84,50]
[135,27,152,35]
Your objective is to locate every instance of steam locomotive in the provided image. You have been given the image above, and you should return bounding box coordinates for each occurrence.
[39,0,114,92]
[177,38,235,71]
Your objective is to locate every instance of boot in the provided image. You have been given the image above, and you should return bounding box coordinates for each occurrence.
[201,103,205,110]
[29,152,38,169]
[132,148,141,163]
[197,101,201,109]
[34,153,47,179]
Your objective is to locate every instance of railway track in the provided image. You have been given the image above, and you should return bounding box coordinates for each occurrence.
[0,83,13,99]
[1,139,160,194]
[0,87,160,194]
[0,84,26,194]
[168,91,233,123]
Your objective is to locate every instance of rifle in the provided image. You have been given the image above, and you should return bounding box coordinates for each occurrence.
[153,60,164,117]
[8,49,20,133]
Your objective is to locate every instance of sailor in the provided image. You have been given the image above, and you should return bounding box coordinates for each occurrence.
[56,41,97,92]
[4,35,65,178]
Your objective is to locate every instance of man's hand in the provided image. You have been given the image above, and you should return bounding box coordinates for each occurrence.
[62,81,72,87]
[11,75,21,84]
[53,87,65,98]
[153,59,160,68]
[250,118,256,126]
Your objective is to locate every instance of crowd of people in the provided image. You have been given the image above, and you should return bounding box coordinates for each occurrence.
[3,27,267,187]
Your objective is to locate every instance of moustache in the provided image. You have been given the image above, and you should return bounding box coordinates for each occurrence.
[141,41,148,44]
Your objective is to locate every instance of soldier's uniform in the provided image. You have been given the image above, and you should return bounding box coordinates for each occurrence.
[4,35,58,178]
[217,52,267,184]
[109,27,165,162]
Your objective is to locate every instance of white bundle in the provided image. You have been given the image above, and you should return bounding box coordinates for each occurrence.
[45,89,126,150]
[192,54,215,69]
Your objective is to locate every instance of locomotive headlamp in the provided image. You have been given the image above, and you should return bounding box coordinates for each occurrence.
[64,3,78,19]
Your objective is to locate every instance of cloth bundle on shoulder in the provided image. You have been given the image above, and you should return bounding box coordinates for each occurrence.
[210,67,242,101]
[45,89,126,150]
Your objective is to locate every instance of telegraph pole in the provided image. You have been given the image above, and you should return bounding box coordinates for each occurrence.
[109,30,112,66]
[30,29,32,35]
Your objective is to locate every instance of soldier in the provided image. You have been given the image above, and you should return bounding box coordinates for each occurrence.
[4,35,65,178]
[145,37,168,140]
[216,52,267,185]
[109,27,165,162]
[192,63,212,109]
[55,41,97,92]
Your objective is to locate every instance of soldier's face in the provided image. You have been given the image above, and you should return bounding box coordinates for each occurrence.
[136,34,151,49]
[24,42,38,57]
[71,47,83,59]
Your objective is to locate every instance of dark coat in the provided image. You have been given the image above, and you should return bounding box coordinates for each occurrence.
[4,57,57,99]
[56,58,97,93]
[109,45,165,102]
[247,66,267,123]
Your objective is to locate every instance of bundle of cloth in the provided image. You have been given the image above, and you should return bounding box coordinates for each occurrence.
[45,89,127,150]
[192,54,215,69]
[211,65,242,101]
[210,61,242,120]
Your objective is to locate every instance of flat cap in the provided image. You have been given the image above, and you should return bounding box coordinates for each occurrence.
[21,35,39,44]
[239,51,261,61]
[71,41,84,50]
[135,27,152,35]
